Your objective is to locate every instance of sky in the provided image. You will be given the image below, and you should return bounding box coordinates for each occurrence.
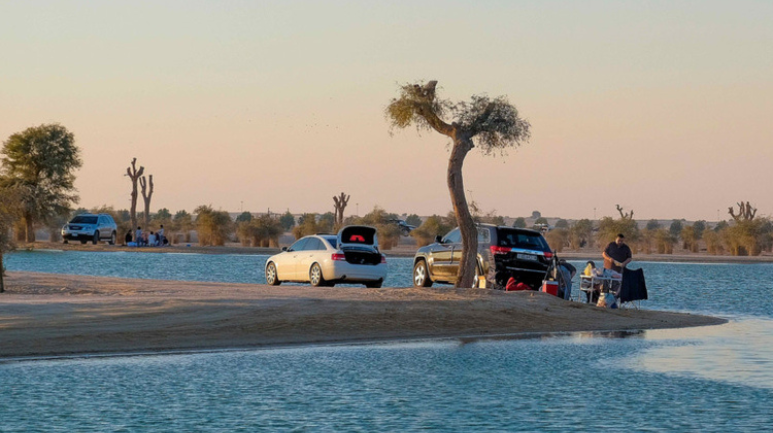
[1,0,771,221]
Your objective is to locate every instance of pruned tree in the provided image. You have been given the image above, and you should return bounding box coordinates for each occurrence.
[139,174,154,229]
[333,192,350,229]
[126,158,144,232]
[729,201,757,221]
[616,205,634,220]
[386,80,530,288]
[1,124,82,242]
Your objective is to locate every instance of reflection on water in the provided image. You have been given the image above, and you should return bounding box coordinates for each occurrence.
[630,319,773,390]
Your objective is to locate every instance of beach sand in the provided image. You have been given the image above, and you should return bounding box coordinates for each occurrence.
[0,272,726,359]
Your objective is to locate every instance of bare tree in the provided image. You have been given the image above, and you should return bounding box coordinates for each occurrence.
[140,174,154,229]
[728,201,756,221]
[126,158,144,232]
[386,80,530,288]
[616,204,634,220]
[333,192,350,229]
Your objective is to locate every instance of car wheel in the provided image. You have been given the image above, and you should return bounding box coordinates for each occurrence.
[365,280,382,289]
[309,263,326,287]
[92,232,99,245]
[80,239,87,245]
[413,260,433,288]
[265,262,281,286]
[109,232,116,245]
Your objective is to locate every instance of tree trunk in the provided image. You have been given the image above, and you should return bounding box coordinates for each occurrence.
[25,214,35,243]
[447,136,477,288]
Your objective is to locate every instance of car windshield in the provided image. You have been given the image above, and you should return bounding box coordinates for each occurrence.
[71,216,98,224]
[497,229,550,251]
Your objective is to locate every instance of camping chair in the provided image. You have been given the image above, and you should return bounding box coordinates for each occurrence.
[617,268,648,309]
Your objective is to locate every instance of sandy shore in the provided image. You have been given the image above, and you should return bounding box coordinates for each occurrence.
[0,272,725,359]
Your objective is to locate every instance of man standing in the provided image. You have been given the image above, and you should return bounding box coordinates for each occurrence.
[603,234,632,273]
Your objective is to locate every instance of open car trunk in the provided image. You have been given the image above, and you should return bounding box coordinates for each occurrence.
[338,226,382,265]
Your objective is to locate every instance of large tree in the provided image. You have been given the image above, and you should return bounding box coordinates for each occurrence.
[1,124,82,242]
[126,158,144,232]
[387,81,530,287]
[0,186,23,293]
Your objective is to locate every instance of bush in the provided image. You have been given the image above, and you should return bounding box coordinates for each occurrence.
[545,228,568,252]
[597,216,639,248]
[194,205,233,246]
[411,215,454,247]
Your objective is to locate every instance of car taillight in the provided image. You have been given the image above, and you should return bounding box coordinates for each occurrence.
[543,251,554,259]
[332,253,346,261]
[381,255,387,264]
[490,246,511,254]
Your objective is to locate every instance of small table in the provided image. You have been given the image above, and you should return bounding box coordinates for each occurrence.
[578,275,622,303]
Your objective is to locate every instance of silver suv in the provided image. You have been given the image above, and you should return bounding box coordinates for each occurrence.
[62,214,118,245]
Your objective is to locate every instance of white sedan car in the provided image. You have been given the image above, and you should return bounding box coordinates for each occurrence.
[265,226,388,288]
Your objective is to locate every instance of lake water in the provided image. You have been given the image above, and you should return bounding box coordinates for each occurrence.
[2,250,772,431]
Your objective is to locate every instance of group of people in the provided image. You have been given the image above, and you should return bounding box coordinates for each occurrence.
[580,233,633,305]
[125,225,167,247]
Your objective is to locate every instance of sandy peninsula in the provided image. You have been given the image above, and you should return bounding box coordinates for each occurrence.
[0,272,725,360]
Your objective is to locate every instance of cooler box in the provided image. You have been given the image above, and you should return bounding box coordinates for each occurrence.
[541,280,559,296]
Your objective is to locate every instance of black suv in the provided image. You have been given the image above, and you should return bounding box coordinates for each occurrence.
[412,224,553,289]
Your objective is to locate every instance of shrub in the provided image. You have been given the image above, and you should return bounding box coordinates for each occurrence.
[411,215,454,247]
[194,205,233,246]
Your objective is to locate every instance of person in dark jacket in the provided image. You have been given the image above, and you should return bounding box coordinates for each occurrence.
[603,234,632,273]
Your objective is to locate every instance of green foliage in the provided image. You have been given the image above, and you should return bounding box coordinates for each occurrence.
[645,219,661,230]
[194,205,233,246]
[73,207,89,216]
[534,217,548,226]
[669,220,684,238]
[568,219,594,250]
[531,211,541,219]
[545,228,569,252]
[681,225,698,252]
[235,211,253,223]
[405,214,422,227]
[692,220,707,239]
[350,206,401,249]
[170,210,194,243]
[410,215,454,247]
[280,211,296,231]
[0,186,23,292]
[703,230,724,255]
[237,214,283,247]
[512,217,526,228]
[292,213,330,239]
[554,219,569,229]
[654,228,676,254]
[319,212,336,231]
[155,208,172,222]
[1,124,82,242]
[714,221,728,232]
[597,216,639,247]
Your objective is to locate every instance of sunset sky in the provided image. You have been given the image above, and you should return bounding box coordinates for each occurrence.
[2,1,771,221]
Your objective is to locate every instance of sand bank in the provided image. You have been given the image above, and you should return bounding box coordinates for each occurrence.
[0,272,725,359]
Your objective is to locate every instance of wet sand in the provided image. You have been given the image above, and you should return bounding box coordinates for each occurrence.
[0,272,725,359]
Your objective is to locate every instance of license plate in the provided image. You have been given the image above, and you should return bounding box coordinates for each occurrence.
[517,253,538,261]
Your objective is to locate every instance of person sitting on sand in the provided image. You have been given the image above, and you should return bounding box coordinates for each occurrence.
[124,231,133,245]
[136,226,144,247]
[157,224,165,246]
[148,231,157,247]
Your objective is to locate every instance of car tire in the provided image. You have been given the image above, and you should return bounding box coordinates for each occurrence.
[309,263,326,287]
[92,232,99,245]
[80,240,87,245]
[413,260,433,288]
[265,262,281,286]
[365,280,382,288]
[109,232,116,245]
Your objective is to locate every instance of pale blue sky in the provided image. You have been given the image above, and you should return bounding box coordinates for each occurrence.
[2,1,771,220]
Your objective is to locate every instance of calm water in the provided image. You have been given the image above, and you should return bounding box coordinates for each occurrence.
[2,251,773,431]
